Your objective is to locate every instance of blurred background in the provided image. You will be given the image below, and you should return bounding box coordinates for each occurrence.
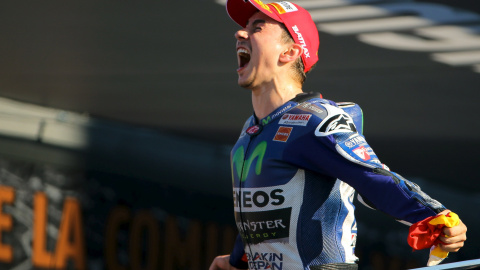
[0,0,479,269]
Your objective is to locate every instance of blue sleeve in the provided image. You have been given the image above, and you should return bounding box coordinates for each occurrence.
[229,234,249,269]
[285,103,446,225]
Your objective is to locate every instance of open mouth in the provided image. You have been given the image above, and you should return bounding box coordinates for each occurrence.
[237,48,251,69]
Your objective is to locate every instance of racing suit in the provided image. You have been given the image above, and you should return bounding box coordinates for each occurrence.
[229,92,446,270]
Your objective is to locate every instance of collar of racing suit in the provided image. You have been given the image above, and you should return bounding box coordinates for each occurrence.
[291,91,323,103]
[253,92,323,125]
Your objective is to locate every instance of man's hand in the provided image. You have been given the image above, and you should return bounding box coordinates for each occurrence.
[407,209,467,266]
[209,255,245,270]
[437,210,467,252]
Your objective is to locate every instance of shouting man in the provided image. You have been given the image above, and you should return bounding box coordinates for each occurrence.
[210,1,467,269]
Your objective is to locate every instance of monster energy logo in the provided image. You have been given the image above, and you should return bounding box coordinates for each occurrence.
[232,141,267,182]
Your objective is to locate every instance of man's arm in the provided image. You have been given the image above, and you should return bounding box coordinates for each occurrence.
[210,234,248,270]
[285,102,467,253]
[209,255,245,270]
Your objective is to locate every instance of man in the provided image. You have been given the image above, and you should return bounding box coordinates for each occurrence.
[210,1,467,269]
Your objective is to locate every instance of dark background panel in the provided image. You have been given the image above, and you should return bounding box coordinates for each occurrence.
[0,0,479,269]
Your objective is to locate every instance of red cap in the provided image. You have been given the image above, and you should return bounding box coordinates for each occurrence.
[226,0,319,73]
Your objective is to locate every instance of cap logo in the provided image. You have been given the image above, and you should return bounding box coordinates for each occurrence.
[270,2,298,14]
[292,25,310,58]
[252,0,272,13]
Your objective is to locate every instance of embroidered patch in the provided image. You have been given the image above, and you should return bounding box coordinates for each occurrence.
[335,134,382,169]
[316,113,356,139]
[344,135,367,148]
[314,104,357,137]
[278,113,311,126]
[246,125,263,136]
[270,1,298,14]
[352,146,371,161]
[273,126,293,142]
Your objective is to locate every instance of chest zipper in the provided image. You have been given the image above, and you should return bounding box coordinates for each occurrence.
[238,132,261,270]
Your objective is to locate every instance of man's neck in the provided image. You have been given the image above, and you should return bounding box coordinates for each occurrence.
[251,83,303,120]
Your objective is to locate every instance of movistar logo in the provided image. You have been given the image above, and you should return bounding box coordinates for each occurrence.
[232,141,267,182]
[261,116,271,125]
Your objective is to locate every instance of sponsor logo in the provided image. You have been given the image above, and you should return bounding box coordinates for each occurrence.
[292,25,310,58]
[238,218,286,232]
[246,125,262,136]
[273,126,293,142]
[219,1,480,74]
[232,141,267,182]
[351,233,357,247]
[352,146,371,161]
[344,135,366,148]
[247,252,284,270]
[270,1,297,14]
[252,0,273,13]
[278,113,311,126]
[301,102,325,115]
[235,207,291,244]
[261,104,293,125]
[261,116,271,125]
[233,189,285,208]
[273,105,291,118]
[315,113,357,136]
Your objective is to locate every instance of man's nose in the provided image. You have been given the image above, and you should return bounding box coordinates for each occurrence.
[235,29,248,40]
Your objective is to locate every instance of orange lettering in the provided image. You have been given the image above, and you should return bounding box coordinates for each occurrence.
[54,198,86,270]
[32,192,55,268]
[130,211,159,270]
[0,186,15,263]
[164,216,201,270]
[105,206,130,270]
[33,193,86,269]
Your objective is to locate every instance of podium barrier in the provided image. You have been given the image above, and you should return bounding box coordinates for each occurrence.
[410,259,480,270]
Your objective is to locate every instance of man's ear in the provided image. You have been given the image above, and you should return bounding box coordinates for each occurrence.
[279,43,303,64]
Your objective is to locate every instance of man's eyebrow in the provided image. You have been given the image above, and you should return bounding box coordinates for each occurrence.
[246,19,266,28]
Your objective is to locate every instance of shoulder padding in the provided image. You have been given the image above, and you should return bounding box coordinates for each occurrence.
[313,102,358,137]
[338,102,363,135]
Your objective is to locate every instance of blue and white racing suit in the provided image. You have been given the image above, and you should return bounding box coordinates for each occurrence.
[229,92,446,270]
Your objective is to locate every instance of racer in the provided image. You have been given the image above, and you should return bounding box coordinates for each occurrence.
[210,1,467,269]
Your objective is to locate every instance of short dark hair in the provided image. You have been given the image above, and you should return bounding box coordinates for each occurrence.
[280,24,308,85]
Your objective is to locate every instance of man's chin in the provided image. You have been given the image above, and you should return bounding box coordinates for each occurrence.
[238,76,255,89]
[238,82,254,89]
